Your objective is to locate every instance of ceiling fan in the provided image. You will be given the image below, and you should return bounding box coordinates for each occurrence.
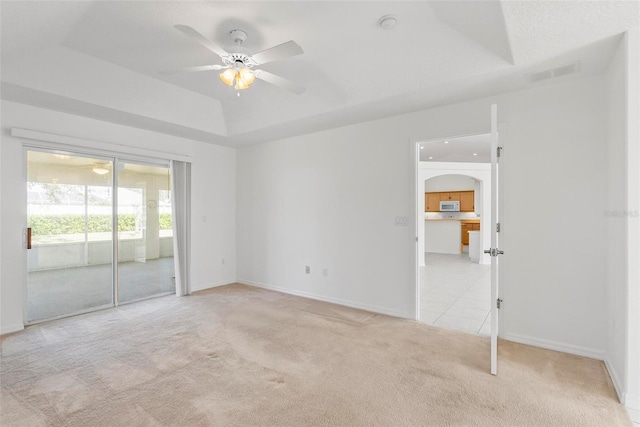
[168,25,305,95]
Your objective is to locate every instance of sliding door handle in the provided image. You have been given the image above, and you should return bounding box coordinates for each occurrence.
[27,227,32,249]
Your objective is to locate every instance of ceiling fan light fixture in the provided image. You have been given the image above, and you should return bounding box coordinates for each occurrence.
[92,166,110,175]
[235,78,250,90]
[220,68,236,86]
[221,67,255,90]
[239,68,255,85]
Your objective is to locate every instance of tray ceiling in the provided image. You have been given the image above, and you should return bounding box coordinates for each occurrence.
[1,1,637,146]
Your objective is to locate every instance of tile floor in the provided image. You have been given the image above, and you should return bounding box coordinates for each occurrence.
[419,252,492,336]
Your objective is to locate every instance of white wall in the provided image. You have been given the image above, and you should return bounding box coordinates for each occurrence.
[237,73,608,358]
[236,125,416,318]
[424,174,476,192]
[0,101,237,334]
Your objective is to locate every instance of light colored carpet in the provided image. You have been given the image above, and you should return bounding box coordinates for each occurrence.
[0,283,630,426]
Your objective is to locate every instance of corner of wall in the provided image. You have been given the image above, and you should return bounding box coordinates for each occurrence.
[604,354,625,404]
[625,396,640,424]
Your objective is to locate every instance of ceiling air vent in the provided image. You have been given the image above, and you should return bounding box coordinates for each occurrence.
[526,61,580,83]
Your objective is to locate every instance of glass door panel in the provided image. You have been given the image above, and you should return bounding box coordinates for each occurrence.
[116,162,174,303]
[26,150,114,322]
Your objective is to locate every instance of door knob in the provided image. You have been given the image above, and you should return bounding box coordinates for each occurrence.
[484,248,504,256]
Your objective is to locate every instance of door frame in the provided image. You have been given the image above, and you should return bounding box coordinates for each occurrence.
[410,121,507,370]
[411,131,494,319]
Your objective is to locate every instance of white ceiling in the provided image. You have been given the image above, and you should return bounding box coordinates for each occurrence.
[420,133,491,163]
[1,1,638,147]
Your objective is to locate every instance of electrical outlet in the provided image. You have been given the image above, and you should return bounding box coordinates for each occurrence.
[305,266,310,274]
[322,267,328,277]
[222,258,225,265]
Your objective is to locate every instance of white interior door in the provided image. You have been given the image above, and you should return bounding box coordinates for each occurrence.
[488,104,502,375]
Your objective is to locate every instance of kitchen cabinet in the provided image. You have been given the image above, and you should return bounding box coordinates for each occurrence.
[425,190,475,212]
[425,193,441,212]
[460,221,480,245]
[440,192,461,201]
[460,191,474,212]
[461,223,472,245]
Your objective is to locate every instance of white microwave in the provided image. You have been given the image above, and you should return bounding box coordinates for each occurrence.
[440,201,460,212]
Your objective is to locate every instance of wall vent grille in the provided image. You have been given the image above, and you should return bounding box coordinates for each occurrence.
[526,61,580,83]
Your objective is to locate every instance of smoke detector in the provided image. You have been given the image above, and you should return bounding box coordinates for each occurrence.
[229,29,247,45]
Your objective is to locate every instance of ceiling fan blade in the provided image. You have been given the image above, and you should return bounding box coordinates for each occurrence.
[254,69,305,95]
[251,40,303,65]
[174,24,229,58]
[160,64,227,75]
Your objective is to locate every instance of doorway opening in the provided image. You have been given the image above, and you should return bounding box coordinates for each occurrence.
[26,149,175,323]
[416,133,493,336]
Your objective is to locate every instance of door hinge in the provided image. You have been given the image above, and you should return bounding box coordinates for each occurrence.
[496,223,501,233]
[497,146,503,158]
[497,298,503,309]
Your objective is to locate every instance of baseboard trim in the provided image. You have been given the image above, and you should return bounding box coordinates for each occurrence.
[604,356,624,404]
[238,279,413,320]
[626,405,639,425]
[1,323,25,336]
[502,332,605,360]
[626,393,640,420]
[190,280,236,293]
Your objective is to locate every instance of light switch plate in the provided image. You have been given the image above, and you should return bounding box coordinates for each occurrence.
[394,216,408,226]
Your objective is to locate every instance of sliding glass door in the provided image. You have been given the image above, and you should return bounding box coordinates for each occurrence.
[117,161,174,303]
[26,150,175,323]
[27,151,115,322]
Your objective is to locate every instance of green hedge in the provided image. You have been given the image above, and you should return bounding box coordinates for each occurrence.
[29,213,172,236]
[159,213,172,230]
